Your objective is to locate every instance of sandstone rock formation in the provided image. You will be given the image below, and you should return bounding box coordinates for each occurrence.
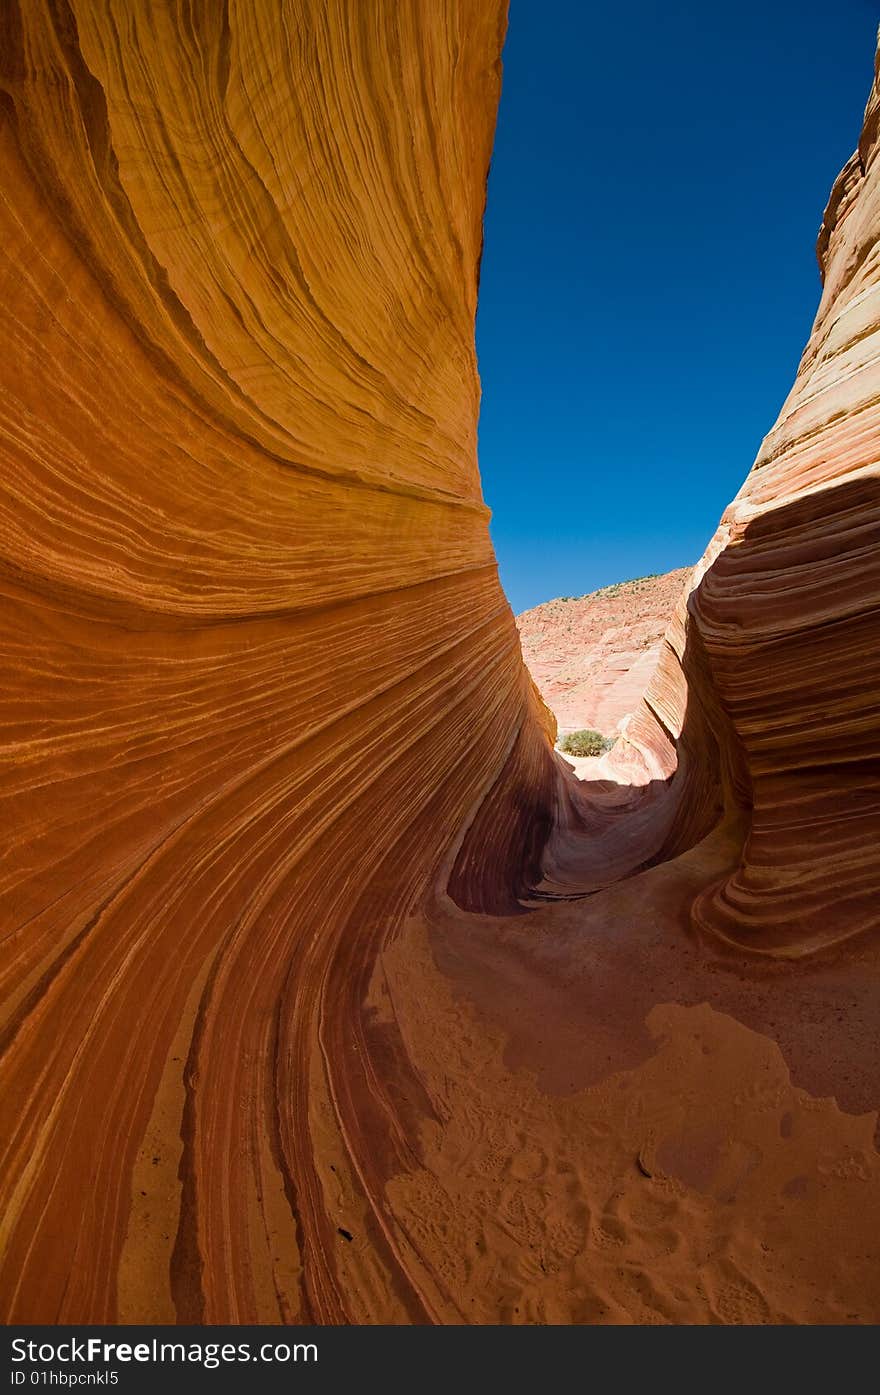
[517,568,693,738]
[1,1,879,1325]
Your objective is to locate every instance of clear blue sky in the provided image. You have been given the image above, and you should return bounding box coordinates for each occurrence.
[476,0,878,615]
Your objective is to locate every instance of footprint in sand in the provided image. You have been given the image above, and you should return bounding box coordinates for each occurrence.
[619,1266,682,1323]
[545,1210,589,1263]
[703,1258,773,1324]
[508,1144,549,1182]
[592,1194,629,1249]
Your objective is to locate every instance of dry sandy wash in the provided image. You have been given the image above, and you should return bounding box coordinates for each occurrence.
[1,2,879,1326]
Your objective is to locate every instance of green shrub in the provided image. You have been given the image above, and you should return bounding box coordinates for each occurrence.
[593,573,661,600]
[558,729,613,758]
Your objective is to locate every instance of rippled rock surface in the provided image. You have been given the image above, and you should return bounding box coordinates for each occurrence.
[1,2,878,1324]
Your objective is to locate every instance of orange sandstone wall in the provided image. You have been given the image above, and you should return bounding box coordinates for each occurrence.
[687,57,880,954]
[612,43,880,955]
[1,0,879,1327]
[0,0,553,1322]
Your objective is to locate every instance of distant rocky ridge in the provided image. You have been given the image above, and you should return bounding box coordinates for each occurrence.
[517,567,693,736]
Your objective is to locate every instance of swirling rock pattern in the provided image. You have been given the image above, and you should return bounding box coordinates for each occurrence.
[1,2,879,1325]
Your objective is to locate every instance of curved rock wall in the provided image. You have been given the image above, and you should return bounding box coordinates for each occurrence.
[0,0,551,1323]
[669,45,880,955]
[688,85,880,954]
[604,45,880,955]
[1,0,879,1325]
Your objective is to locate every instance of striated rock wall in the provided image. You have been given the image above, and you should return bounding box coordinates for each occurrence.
[617,41,880,955]
[0,0,552,1323]
[1,1,878,1325]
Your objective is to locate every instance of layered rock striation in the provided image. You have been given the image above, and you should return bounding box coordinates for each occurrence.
[1,1,879,1325]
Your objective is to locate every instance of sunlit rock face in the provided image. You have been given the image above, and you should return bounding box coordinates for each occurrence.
[687,91,880,955]
[1,1,879,1326]
[633,41,880,956]
[601,48,880,954]
[516,568,694,739]
[0,0,550,1323]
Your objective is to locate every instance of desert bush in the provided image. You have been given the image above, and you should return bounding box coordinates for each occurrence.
[558,728,613,758]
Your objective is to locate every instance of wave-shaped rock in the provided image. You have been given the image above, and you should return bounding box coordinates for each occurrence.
[1,1,878,1325]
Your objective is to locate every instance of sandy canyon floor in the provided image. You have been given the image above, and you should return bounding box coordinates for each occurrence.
[2,0,879,1327]
[364,580,880,1325]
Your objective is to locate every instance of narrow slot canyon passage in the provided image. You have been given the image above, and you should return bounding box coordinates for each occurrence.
[1,1,879,1327]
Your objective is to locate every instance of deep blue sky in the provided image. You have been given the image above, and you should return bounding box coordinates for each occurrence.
[476,1,878,614]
